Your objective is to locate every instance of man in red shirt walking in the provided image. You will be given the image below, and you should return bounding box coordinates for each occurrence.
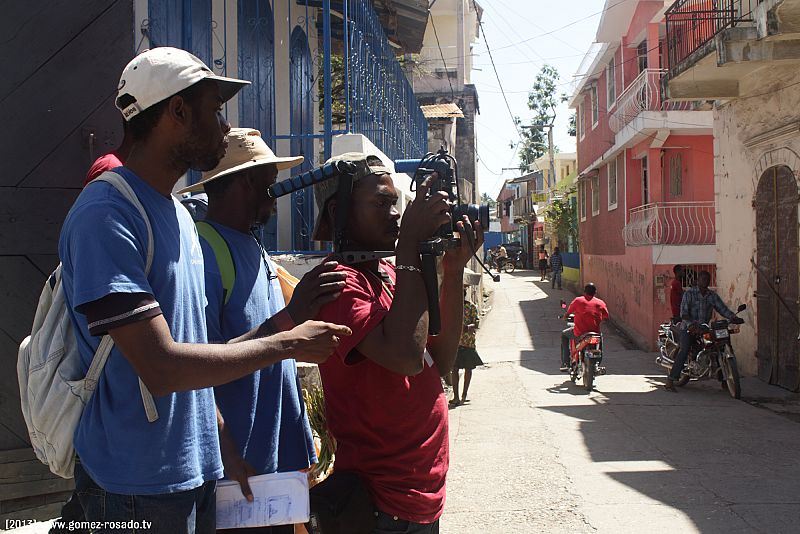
[560,283,609,371]
[312,153,483,531]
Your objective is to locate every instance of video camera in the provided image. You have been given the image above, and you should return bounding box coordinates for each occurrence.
[266,147,495,335]
[395,148,491,255]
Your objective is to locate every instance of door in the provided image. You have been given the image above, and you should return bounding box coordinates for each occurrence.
[755,165,800,391]
[238,0,276,248]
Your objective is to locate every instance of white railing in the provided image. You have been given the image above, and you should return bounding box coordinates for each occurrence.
[609,69,695,133]
[622,202,716,246]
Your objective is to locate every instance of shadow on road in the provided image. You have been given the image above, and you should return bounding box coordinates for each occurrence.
[511,276,800,532]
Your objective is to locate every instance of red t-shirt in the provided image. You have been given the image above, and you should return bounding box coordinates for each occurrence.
[84,152,124,186]
[315,260,449,523]
[568,295,609,337]
[669,278,684,317]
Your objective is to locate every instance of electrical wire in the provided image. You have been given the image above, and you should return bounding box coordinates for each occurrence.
[472,0,523,142]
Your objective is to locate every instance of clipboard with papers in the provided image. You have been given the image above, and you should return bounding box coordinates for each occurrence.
[216,471,310,529]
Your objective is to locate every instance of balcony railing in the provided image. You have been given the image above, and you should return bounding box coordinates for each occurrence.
[665,0,760,76]
[622,202,716,246]
[609,69,694,132]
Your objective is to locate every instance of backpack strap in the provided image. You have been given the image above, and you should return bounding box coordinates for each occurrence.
[89,171,159,423]
[196,221,236,306]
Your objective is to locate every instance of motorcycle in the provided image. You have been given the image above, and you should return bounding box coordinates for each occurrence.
[656,304,747,399]
[560,301,605,391]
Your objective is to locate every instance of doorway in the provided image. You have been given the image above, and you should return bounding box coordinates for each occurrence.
[755,165,800,391]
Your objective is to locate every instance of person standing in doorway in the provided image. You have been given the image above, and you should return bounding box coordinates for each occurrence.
[670,264,685,324]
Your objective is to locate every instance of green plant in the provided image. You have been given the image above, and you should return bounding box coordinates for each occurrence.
[544,197,578,249]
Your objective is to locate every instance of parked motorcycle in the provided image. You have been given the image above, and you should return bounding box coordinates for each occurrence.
[656,304,747,399]
[560,301,605,391]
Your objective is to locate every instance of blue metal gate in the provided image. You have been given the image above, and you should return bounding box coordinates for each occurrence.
[238,0,276,249]
[289,26,315,251]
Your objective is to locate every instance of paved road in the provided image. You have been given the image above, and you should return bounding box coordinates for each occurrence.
[443,271,800,533]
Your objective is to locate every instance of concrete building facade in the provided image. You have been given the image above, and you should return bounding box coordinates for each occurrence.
[664,0,800,388]
[570,0,716,349]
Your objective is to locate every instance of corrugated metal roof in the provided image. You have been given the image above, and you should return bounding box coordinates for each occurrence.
[420,103,464,118]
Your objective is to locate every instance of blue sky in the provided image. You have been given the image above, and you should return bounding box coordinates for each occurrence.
[470,0,607,198]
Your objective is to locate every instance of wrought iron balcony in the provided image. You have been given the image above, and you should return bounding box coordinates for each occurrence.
[622,202,716,246]
[609,69,694,133]
[665,0,759,77]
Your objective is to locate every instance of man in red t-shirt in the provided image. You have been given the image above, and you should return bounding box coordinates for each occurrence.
[560,283,609,371]
[312,153,483,530]
[83,120,133,186]
[670,264,685,322]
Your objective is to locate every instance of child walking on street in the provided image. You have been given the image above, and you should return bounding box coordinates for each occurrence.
[451,285,484,406]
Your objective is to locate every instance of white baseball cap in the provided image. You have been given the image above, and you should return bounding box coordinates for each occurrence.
[116,47,250,121]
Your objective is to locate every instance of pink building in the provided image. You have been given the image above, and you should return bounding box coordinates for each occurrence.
[569,0,715,349]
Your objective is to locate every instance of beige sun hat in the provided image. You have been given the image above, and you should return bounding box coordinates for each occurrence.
[177,128,304,194]
[311,152,392,242]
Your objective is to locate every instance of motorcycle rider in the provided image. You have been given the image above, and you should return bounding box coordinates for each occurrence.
[665,270,744,392]
[560,283,609,372]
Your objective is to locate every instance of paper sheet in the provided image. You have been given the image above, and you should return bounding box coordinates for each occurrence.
[216,471,310,529]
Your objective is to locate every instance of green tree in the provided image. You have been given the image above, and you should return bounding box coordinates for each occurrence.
[544,197,578,251]
[567,112,576,137]
[480,192,497,212]
[517,65,568,170]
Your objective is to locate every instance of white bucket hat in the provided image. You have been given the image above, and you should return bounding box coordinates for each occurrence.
[116,47,249,120]
[177,128,304,194]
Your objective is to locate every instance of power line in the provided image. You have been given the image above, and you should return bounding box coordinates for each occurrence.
[428,10,457,103]
[472,0,523,142]
[488,0,635,54]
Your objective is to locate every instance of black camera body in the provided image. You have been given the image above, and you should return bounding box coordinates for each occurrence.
[397,148,490,256]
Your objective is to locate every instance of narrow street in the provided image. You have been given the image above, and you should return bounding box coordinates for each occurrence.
[443,272,800,533]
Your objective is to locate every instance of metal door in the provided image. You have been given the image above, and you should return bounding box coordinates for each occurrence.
[238,0,276,248]
[755,165,800,390]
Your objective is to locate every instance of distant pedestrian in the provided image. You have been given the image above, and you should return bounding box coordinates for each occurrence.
[450,285,484,406]
[550,247,563,290]
[538,245,549,280]
[496,244,508,273]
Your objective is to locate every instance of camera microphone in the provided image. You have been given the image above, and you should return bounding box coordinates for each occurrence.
[267,160,357,199]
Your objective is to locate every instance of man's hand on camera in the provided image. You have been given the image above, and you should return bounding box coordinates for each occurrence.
[444,215,485,271]
[285,261,347,323]
[397,175,451,247]
[278,320,352,364]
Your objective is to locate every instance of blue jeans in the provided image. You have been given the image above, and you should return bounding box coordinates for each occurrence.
[373,512,439,533]
[669,328,695,381]
[74,461,216,534]
[561,327,578,367]
[551,270,562,289]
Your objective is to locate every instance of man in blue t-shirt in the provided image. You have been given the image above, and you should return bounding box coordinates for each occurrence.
[59,48,350,533]
[178,129,348,533]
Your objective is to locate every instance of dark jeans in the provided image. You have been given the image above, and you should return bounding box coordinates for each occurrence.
[669,328,695,381]
[551,270,562,289]
[74,461,216,534]
[373,512,439,534]
[561,327,578,367]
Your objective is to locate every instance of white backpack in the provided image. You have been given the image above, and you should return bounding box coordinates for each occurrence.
[17,171,159,479]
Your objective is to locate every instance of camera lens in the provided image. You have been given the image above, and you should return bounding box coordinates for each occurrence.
[452,203,490,230]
